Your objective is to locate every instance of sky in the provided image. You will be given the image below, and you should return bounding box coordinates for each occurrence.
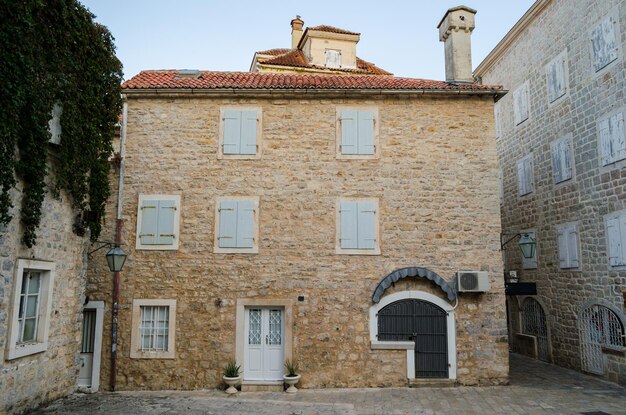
[80,0,535,81]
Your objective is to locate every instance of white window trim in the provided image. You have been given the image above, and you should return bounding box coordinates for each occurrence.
[604,209,626,270]
[335,106,380,160]
[335,197,381,255]
[550,134,575,188]
[545,50,569,106]
[130,299,176,359]
[369,290,457,380]
[213,196,260,254]
[513,81,530,126]
[135,194,181,251]
[597,108,626,171]
[521,228,538,270]
[79,300,104,392]
[589,9,621,77]
[6,259,55,360]
[556,221,581,271]
[218,107,263,160]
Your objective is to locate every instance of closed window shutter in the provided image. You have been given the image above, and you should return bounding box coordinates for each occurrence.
[236,200,255,248]
[561,139,572,181]
[599,118,612,165]
[357,201,377,249]
[607,217,621,266]
[551,141,563,183]
[619,216,626,266]
[240,110,258,155]
[567,227,579,268]
[613,113,625,162]
[139,200,158,245]
[223,110,242,154]
[340,201,358,249]
[557,229,568,268]
[524,158,533,193]
[357,111,375,155]
[156,200,177,245]
[340,111,358,155]
[218,201,238,248]
[517,160,526,195]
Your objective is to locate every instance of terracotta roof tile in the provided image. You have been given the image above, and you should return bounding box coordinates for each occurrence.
[307,25,360,36]
[122,71,503,93]
[256,49,392,75]
[255,48,293,56]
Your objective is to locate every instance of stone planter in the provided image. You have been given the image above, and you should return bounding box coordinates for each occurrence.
[223,375,241,394]
[283,374,301,393]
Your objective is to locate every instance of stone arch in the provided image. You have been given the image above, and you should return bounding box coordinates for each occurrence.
[371,267,456,304]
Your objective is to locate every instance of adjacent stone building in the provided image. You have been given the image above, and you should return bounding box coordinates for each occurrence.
[475,0,626,384]
[86,9,509,391]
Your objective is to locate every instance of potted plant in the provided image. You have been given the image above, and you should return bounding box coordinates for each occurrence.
[283,359,301,393]
[222,359,242,394]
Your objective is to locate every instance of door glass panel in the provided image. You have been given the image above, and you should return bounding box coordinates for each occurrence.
[28,273,41,293]
[248,309,262,345]
[268,309,282,345]
[25,295,38,317]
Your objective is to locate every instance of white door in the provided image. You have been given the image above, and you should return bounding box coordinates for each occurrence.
[78,309,96,387]
[244,308,284,381]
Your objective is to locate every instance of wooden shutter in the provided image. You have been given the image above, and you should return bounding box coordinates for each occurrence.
[357,111,375,155]
[339,201,358,249]
[599,118,612,166]
[236,200,255,248]
[613,113,625,162]
[240,110,258,155]
[619,215,626,266]
[340,111,358,155]
[517,160,526,196]
[567,226,579,268]
[561,139,572,181]
[156,200,177,245]
[524,157,533,193]
[223,110,241,154]
[357,201,377,249]
[557,228,568,268]
[551,141,563,183]
[607,217,621,266]
[139,200,158,245]
[218,201,238,248]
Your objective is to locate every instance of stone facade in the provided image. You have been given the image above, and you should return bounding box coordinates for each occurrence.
[476,0,626,384]
[0,178,89,414]
[86,92,508,391]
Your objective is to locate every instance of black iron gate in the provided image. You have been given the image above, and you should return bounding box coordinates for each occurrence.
[378,299,448,378]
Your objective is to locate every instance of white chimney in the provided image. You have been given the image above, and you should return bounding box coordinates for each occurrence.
[437,6,477,84]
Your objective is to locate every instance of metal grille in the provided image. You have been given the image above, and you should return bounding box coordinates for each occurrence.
[579,305,625,375]
[140,306,169,351]
[81,309,97,353]
[248,309,261,345]
[521,298,550,362]
[378,299,448,378]
[268,309,282,345]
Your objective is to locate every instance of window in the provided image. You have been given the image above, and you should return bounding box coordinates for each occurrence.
[48,102,62,145]
[590,13,619,73]
[550,134,573,184]
[336,198,380,255]
[517,155,534,196]
[218,107,262,159]
[494,102,502,140]
[325,49,341,68]
[598,111,625,166]
[513,82,530,125]
[7,260,55,360]
[336,108,379,159]
[130,299,176,359]
[214,196,259,254]
[605,210,626,267]
[136,194,181,250]
[521,229,538,269]
[557,222,580,269]
[546,51,568,103]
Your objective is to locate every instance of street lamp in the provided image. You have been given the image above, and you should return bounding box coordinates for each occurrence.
[89,241,128,272]
[501,233,536,259]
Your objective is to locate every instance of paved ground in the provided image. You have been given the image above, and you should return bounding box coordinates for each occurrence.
[35,354,626,415]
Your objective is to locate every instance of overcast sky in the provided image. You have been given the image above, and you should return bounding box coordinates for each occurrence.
[80,0,535,81]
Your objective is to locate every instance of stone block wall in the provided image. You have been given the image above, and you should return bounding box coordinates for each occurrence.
[86,93,507,390]
[478,0,626,384]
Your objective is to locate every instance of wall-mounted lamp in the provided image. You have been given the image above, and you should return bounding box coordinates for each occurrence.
[501,233,536,259]
[89,241,128,272]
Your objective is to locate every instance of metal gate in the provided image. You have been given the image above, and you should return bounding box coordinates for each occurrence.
[521,298,550,362]
[378,299,448,378]
[579,305,625,375]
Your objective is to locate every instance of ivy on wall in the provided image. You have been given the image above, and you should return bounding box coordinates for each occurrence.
[0,0,122,247]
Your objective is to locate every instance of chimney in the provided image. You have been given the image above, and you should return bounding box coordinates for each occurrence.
[291,16,304,49]
[437,6,477,84]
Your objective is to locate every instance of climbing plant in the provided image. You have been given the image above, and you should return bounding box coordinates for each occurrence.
[0,0,122,247]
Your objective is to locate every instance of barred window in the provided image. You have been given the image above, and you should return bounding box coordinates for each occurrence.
[140,306,170,351]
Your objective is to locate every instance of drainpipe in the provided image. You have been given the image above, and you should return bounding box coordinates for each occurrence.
[111,97,127,391]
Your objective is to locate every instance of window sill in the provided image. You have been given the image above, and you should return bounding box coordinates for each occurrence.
[136,243,179,251]
[214,247,259,254]
[130,350,175,359]
[336,248,381,256]
[218,154,262,160]
[7,341,48,360]
[601,346,626,357]
[370,340,414,350]
[336,154,379,160]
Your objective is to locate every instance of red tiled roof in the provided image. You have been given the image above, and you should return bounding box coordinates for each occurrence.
[256,49,392,75]
[255,48,292,56]
[122,71,503,92]
[307,25,360,36]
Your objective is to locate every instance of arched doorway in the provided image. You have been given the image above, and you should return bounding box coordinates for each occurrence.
[520,297,550,362]
[579,304,625,374]
[377,298,449,378]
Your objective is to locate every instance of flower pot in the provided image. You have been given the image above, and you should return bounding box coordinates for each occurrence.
[283,374,301,393]
[223,375,241,394]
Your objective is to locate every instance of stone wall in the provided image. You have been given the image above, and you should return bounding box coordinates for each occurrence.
[0,176,89,414]
[478,0,626,384]
[86,93,507,390]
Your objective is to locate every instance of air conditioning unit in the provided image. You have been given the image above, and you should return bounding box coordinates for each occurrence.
[457,271,490,292]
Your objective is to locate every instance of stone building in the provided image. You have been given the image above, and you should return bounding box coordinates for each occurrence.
[86,8,509,391]
[475,0,626,384]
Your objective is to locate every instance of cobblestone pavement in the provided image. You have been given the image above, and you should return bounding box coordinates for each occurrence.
[35,354,626,415]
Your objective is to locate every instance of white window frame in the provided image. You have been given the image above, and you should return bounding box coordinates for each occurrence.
[550,134,575,186]
[597,108,626,169]
[135,194,181,251]
[513,81,530,126]
[325,49,342,68]
[213,196,260,254]
[335,197,381,255]
[604,209,626,269]
[589,10,621,76]
[130,299,176,359]
[545,50,569,105]
[521,229,538,270]
[218,107,263,160]
[517,154,534,197]
[6,259,55,360]
[556,222,581,270]
[336,106,380,160]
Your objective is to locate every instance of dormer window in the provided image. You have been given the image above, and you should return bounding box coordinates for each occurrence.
[325,49,341,68]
